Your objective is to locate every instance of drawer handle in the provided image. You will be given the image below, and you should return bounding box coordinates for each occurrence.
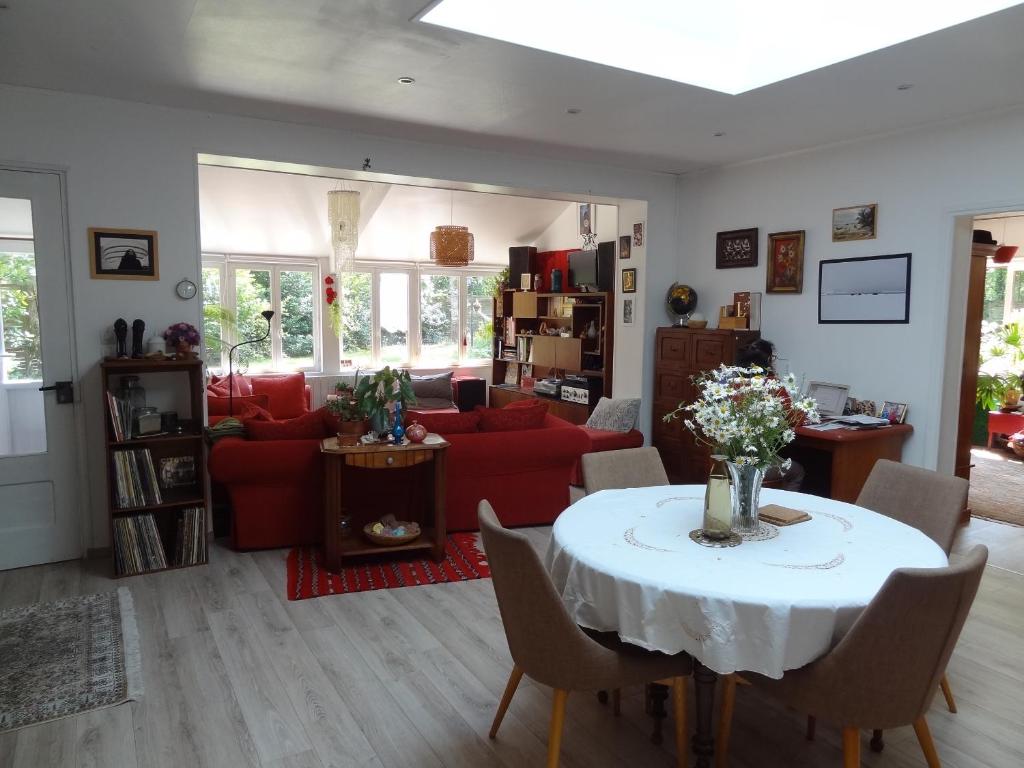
[386,456,394,466]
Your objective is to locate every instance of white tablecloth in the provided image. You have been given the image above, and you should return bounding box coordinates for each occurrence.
[544,486,947,679]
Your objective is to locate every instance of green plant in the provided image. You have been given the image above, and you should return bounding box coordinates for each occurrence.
[977,321,1024,409]
[976,372,1007,412]
[494,267,510,296]
[354,366,416,425]
[326,371,366,422]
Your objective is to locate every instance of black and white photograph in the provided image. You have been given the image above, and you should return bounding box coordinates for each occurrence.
[623,297,634,325]
[89,227,159,280]
[819,253,911,324]
[579,203,595,236]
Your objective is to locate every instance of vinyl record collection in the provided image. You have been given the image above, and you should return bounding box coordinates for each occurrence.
[174,506,207,567]
[112,449,163,508]
[112,514,167,575]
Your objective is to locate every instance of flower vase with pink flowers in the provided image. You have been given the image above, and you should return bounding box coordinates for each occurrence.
[162,322,201,359]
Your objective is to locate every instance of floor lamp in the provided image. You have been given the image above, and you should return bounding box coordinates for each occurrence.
[228,310,274,416]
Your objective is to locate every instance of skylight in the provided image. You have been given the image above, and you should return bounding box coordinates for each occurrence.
[418,0,1021,95]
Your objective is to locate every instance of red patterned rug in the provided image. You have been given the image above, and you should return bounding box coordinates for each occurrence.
[286,534,491,600]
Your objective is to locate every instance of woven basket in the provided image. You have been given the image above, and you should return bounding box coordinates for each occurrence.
[363,522,421,546]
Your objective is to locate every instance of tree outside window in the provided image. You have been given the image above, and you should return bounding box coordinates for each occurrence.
[0,250,42,381]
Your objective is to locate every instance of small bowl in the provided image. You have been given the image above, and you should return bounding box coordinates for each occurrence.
[363,521,421,546]
[687,319,708,328]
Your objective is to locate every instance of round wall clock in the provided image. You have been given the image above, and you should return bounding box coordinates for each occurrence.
[175,279,197,300]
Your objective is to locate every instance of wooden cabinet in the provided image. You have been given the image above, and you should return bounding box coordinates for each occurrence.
[652,327,759,484]
[488,385,589,425]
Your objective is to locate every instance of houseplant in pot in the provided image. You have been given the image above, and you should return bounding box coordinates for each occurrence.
[663,364,819,535]
[327,374,370,446]
[354,366,416,439]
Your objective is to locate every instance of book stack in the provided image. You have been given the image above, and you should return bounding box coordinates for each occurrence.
[112,513,168,575]
[516,336,532,362]
[175,506,207,567]
[113,449,163,509]
[106,392,133,442]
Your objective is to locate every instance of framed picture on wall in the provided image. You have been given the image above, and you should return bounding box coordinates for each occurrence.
[819,253,911,324]
[579,204,595,236]
[633,222,644,247]
[621,268,637,293]
[623,298,634,325]
[766,230,805,293]
[619,234,631,259]
[832,203,877,242]
[716,228,758,269]
[89,227,159,280]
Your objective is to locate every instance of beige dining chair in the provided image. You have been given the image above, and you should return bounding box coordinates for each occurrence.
[478,500,692,768]
[581,446,669,495]
[716,545,988,768]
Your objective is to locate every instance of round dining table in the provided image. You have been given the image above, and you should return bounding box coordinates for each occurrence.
[544,485,948,767]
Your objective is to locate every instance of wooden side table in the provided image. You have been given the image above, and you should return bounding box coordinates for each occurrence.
[988,410,1024,447]
[321,434,449,571]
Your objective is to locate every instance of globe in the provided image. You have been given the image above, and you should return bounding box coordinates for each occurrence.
[666,283,698,324]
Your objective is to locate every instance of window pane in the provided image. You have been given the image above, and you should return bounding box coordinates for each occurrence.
[339,272,372,367]
[280,270,315,368]
[0,250,42,381]
[379,272,409,365]
[201,266,225,370]
[1012,269,1024,316]
[466,275,498,361]
[983,267,1006,324]
[234,268,272,372]
[420,274,459,365]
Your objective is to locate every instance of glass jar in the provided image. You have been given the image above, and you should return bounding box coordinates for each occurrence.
[703,455,733,539]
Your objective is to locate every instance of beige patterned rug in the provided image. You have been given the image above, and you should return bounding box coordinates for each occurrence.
[970,448,1024,527]
[0,587,142,732]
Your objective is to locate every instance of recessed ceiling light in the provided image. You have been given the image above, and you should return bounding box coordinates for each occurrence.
[897,83,914,90]
[419,0,1018,95]
[566,107,582,115]
[397,76,416,85]
[713,131,726,137]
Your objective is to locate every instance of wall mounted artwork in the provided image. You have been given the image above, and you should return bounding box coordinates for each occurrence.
[716,228,758,269]
[818,253,911,324]
[89,227,159,280]
[832,204,877,242]
[766,230,805,293]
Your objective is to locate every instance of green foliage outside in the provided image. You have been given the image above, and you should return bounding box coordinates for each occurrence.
[233,268,272,369]
[983,268,1007,323]
[280,270,313,364]
[0,251,42,380]
[340,272,372,364]
[420,274,458,363]
[467,275,498,360]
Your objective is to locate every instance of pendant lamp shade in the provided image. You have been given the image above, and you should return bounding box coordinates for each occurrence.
[430,225,475,266]
[328,190,360,272]
[994,245,1018,264]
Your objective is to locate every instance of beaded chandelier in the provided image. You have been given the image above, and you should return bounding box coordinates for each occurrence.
[327,189,360,273]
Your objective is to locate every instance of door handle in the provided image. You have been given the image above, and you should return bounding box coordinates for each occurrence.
[38,380,74,404]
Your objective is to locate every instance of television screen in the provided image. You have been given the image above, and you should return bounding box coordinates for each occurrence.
[569,250,597,289]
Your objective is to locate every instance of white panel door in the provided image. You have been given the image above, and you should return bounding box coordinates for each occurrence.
[0,169,80,570]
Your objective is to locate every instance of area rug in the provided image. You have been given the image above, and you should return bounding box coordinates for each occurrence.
[969,447,1024,526]
[0,587,142,733]
[287,533,490,600]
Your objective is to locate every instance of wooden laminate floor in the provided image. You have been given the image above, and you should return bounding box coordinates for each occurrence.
[0,521,1021,768]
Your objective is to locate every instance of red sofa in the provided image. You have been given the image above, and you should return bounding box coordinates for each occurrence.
[206,372,312,426]
[208,410,590,549]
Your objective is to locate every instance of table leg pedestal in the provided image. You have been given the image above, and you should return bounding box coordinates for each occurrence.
[870,729,885,752]
[692,662,718,768]
[647,683,669,744]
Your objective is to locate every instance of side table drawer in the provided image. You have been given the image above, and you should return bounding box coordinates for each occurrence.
[345,450,433,469]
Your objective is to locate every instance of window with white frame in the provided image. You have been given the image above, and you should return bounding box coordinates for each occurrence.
[202,255,321,373]
[984,261,1024,325]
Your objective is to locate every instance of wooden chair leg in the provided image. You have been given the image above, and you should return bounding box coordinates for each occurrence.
[841,727,860,768]
[672,677,688,768]
[547,689,570,768]
[612,688,621,716]
[806,715,816,741]
[489,666,524,739]
[715,674,738,768]
[870,730,885,753]
[939,674,957,714]
[913,717,942,768]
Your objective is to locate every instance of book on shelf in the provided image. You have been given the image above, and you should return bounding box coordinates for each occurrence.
[106,391,132,442]
[112,513,168,575]
[113,448,164,508]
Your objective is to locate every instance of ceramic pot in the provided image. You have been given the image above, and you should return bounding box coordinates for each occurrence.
[725,461,765,535]
[337,418,369,447]
[175,340,194,359]
[406,421,427,443]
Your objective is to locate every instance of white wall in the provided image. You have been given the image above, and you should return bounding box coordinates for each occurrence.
[0,84,677,550]
[677,106,1024,472]
[533,202,618,252]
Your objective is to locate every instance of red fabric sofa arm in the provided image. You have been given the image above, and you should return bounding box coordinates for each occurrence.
[209,438,323,484]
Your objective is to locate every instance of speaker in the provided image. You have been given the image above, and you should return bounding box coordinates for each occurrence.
[508,246,536,290]
[596,241,615,292]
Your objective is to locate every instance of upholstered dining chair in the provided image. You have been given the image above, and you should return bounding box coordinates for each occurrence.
[478,501,692,768]
[716,545,988,768]
[581,446,669,496]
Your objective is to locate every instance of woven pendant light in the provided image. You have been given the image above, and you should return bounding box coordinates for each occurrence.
[328,189,360,272]
[430,191,474,266]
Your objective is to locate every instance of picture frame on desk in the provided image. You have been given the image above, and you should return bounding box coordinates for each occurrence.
[806,381,850,419]
[880,401,908,423]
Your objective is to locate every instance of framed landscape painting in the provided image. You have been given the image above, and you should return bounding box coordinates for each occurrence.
[832,204,877,242]
[766,230,805,293]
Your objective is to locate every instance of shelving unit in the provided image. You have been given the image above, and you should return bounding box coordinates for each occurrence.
[100,357,209,577]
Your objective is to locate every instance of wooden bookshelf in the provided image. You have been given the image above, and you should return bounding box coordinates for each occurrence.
[101,357,209,577]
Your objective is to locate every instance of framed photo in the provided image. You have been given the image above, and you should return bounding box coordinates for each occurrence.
[519,272,532,290]
[819,253,911,324]
[806,381,850,419]
[619,234,631,260]
[579,204,595,236]
[846,398,878,417]
[880,401,908,423]
[832,204,877,242]
[622,297,634,325]
[766,230,805,293]
[159,456,196,489]
[716,228,758,269]
[633,222,644,247]
[621,268,637,293]
[89,227,159,280]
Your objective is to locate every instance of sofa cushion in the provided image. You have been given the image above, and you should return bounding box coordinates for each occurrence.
[412,410,481,435]
[251,373,307,419]
[504,397,550,413]
[586,397,640,432]
[409,371,455,410]
[208,393,271,416]
[209,374,253,397]
[246,409,328,441]
[476,403,547,432]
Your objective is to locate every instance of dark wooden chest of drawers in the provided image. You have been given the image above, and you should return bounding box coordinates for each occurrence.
[651,327,759,483]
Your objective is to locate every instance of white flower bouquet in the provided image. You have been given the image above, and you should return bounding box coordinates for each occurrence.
[664,364,820,470]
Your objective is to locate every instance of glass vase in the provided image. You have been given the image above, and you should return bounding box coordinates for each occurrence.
[703,455,733,539]
[725,461,765,535]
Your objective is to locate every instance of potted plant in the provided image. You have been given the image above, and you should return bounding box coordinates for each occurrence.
[354,366,416,437]
[326,371,369,446]
[977,321,1024,412]
[162,322,201,359]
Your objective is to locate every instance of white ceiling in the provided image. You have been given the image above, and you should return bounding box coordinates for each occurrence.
[2,1,1024,173]
[198,165,573,263]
